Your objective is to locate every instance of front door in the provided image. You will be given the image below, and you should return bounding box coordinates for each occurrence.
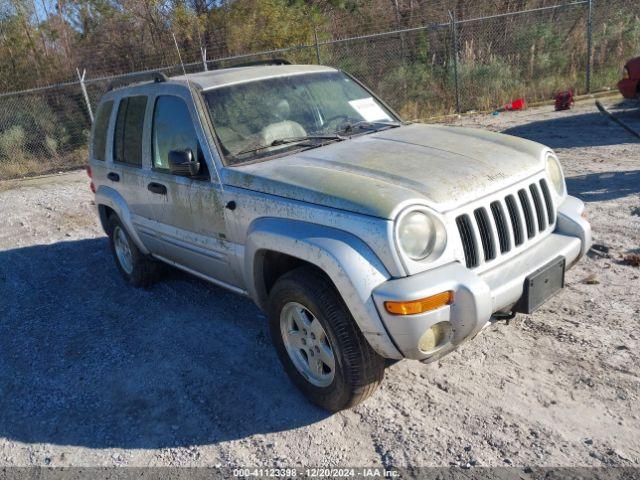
[145,93,238,288]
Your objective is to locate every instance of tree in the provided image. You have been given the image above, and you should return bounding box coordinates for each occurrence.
[224,0,319,53]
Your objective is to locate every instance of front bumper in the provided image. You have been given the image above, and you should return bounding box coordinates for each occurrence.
[372,195,591,361]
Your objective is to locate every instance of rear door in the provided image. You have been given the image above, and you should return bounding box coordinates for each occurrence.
[110,94,165,253]
[144,92,238,288]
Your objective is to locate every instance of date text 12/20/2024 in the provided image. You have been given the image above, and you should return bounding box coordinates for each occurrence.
[232,468,400,478]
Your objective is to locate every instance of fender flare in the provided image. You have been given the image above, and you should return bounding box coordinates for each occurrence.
[245,217,403,359]
[95,185,150,255]
[557,195,592,259]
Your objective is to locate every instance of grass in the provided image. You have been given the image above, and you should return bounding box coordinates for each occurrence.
[0,148,87,180]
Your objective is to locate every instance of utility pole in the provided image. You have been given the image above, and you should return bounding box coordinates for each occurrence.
[201,46,208,71]
[313,24,322,64]
[76,68,93,123]
[586,0,593,93]
[449,10,461,114]
[197,24,207,72]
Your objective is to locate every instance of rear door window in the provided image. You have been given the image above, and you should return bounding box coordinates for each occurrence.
[113,96,147,167]
[91,100,113,161]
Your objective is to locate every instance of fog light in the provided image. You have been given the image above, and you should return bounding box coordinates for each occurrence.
[418,321,452,352]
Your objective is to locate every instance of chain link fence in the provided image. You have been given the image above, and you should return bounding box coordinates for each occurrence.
[454,1,592,113]
[0,0,638,179]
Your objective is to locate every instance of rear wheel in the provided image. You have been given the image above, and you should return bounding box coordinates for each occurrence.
[268,266,385,411]
[107,215,160,287]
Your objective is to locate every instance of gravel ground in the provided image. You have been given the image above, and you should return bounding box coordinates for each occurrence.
[0,97,638,469]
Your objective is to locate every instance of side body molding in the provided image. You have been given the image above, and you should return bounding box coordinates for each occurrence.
[95,185,150,255]
[245,218,403,359]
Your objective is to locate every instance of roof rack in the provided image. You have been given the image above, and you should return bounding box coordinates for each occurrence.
[215,58,292,69]
[107,71,168,91]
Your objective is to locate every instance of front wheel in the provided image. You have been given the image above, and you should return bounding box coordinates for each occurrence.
[268,266,385,411]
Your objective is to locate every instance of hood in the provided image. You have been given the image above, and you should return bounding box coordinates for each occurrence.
[223,123,547,219]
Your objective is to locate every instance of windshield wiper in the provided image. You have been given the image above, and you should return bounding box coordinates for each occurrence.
[338,120,401,135]
[233,134,346,158]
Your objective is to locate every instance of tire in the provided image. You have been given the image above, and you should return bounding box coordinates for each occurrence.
[268,266,385,411]
[107,214,160,288]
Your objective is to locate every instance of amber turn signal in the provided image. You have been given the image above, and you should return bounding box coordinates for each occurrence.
[384,291,454,315]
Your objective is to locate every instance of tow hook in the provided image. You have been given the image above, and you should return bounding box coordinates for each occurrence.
[491,311,517,325]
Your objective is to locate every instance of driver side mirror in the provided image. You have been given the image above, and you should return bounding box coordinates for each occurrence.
[168,149,200,177]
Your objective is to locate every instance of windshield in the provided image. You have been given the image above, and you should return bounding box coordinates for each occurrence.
[203,71,398,165]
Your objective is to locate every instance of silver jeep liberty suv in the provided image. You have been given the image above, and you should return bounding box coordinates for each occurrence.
[88,62,591,411]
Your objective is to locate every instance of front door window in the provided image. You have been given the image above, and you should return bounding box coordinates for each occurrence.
[152,95,203,174]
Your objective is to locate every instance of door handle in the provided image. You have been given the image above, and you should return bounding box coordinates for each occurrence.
[147,182,167,195]
[107,172,120,182]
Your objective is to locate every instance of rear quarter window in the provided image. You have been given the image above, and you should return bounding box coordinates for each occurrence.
[91,100,113,161]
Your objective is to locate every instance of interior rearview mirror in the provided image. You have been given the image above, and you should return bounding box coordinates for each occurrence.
[168,149,200,177]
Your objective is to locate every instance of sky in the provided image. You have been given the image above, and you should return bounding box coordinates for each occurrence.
[26,0,56,23]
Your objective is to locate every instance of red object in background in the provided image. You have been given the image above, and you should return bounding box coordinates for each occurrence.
[555,90,574,111]
[495,98,526,113]
[506,98,526,111]
[618,57,640,99]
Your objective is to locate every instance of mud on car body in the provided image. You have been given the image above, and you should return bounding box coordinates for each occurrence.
[88,63,591,411]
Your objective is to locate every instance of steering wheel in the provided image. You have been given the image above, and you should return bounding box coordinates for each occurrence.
[322,114,361,133]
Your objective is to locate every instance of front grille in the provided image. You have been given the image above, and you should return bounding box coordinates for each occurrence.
[456,215,479,268]
[529,183,547,231]
[490,201,510,253]
[474,207,496,261]
[518,189,536,239]
[456,178,556,269]
[505,195,524,246]
[539,179,556,225]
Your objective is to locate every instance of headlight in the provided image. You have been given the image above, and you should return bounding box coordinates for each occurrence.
[397,210,440,260]
[546,153,566,196]
[398,211,435,260]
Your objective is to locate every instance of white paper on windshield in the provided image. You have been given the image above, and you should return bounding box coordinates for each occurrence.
[348,98,392,122]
